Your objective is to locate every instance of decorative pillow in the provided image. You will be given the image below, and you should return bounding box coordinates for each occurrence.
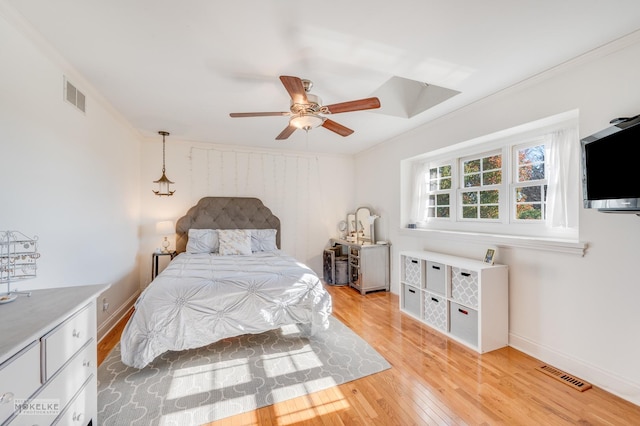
[218,229,252,255]
[186,229,219,254]
[250,229,278,252]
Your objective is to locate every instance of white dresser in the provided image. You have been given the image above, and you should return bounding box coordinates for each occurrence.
[399,251,508,353]
[0,285,107,425]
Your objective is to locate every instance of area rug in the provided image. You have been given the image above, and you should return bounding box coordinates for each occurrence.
[97,317,390,425]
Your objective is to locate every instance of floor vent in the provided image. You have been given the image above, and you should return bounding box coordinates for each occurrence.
[64,77,86,113]
[537,365,592,392]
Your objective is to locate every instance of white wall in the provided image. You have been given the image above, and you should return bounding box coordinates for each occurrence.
[356,34,640,404]
[354,32,640,404]
[5,0,639,407]
[0,7,142,339]
[138,139,355,287]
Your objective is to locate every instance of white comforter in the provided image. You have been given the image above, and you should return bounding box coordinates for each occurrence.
[120,251,332,368]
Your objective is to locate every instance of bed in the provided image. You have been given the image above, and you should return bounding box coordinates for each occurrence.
[120,197,333,369]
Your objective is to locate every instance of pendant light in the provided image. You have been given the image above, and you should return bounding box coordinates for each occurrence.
[153,131,175,196]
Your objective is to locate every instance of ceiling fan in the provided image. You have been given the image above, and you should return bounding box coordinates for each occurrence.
[229,75,381,140]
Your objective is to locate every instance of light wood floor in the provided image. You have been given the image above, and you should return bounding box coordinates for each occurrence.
[99,285,640,425]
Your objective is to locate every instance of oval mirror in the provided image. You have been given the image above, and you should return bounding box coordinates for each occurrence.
[355,207,375,244]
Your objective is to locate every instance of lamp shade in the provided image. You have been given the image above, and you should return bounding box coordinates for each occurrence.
[290,114,324,131]
[156,221,174,235]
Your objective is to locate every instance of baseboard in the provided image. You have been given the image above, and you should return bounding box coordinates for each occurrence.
[510,332,640,406]
[97,290,139,342]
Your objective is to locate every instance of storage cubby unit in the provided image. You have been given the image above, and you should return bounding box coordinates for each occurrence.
[399,250,508,353]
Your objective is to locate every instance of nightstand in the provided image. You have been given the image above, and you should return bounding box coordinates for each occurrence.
[151,251,177,279]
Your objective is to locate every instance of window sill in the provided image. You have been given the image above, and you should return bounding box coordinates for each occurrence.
[398,227,587,256]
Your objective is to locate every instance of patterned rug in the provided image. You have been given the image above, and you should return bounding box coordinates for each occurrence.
[97,317,390,425]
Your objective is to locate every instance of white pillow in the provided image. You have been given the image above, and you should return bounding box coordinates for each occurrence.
[250,229,277,252]
[186,229,219,254]
[218,229,252,255]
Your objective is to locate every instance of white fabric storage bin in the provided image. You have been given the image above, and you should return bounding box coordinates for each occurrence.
[426,261,447,295]
[423,292,447,331]
[449,301,478,347]
[451,267,479,308]
[402,284,421,317]
[403,256,423,287]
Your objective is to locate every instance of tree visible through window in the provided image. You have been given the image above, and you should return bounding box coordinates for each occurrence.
[514,144,547,221]
[460,153,502,220]
[405,111,579,241]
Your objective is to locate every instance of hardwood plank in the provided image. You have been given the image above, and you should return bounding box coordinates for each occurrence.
[98,284,640,425]
[96,307,133,365]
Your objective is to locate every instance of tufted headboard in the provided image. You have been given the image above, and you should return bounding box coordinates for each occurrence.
[175,197,281,253]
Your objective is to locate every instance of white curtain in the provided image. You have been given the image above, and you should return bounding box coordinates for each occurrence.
[545,127,580,229]
[410,161,429,224]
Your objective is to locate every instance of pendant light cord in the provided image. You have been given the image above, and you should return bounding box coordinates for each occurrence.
[162,133,166,173]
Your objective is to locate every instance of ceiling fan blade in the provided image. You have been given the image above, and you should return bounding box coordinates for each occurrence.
[229,112,290,118]
[279,76,308,105]
[322,119,354,137]
[324,97,381,114]
[275,124,297,140]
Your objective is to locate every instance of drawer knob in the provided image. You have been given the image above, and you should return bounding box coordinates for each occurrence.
[0,392,14,404]
[461,272,471,277]
[72,412,84,422]
[72,329,81,338]
[458,308,469,315]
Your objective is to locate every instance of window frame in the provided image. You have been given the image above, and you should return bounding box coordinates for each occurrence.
[401,110,580,241]
[511,138,548,223]
[423,161,454,220]
[457,148,505,223]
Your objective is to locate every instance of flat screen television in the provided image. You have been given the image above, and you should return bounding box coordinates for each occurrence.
[581,114,640,213]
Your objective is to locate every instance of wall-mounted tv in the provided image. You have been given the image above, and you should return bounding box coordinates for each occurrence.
[581,114,640,213]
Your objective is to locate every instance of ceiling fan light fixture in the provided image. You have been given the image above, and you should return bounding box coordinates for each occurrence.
[290,114,324,131]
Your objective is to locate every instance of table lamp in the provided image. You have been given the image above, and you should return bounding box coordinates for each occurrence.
[156,221,174,253]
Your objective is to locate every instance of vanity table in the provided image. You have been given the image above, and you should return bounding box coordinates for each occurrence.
[329,239,389,294]
[329,206,389,294]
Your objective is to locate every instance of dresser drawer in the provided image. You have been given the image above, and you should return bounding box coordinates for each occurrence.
[52,374,96,426]
[12,341,96,426]
[42,303,93,381]
[0,342,40,424]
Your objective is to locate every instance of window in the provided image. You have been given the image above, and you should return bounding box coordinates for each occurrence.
[403,111,579,240]
[425,164,452,218]
[460,152,502,220]
[513,142,547,221]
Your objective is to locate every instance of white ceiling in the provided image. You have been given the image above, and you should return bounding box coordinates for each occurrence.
[6,0,640,155]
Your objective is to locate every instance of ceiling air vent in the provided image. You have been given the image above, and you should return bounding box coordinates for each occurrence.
[64,77,86,113]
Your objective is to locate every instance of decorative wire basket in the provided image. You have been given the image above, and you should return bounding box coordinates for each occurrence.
[0,231,39,303]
